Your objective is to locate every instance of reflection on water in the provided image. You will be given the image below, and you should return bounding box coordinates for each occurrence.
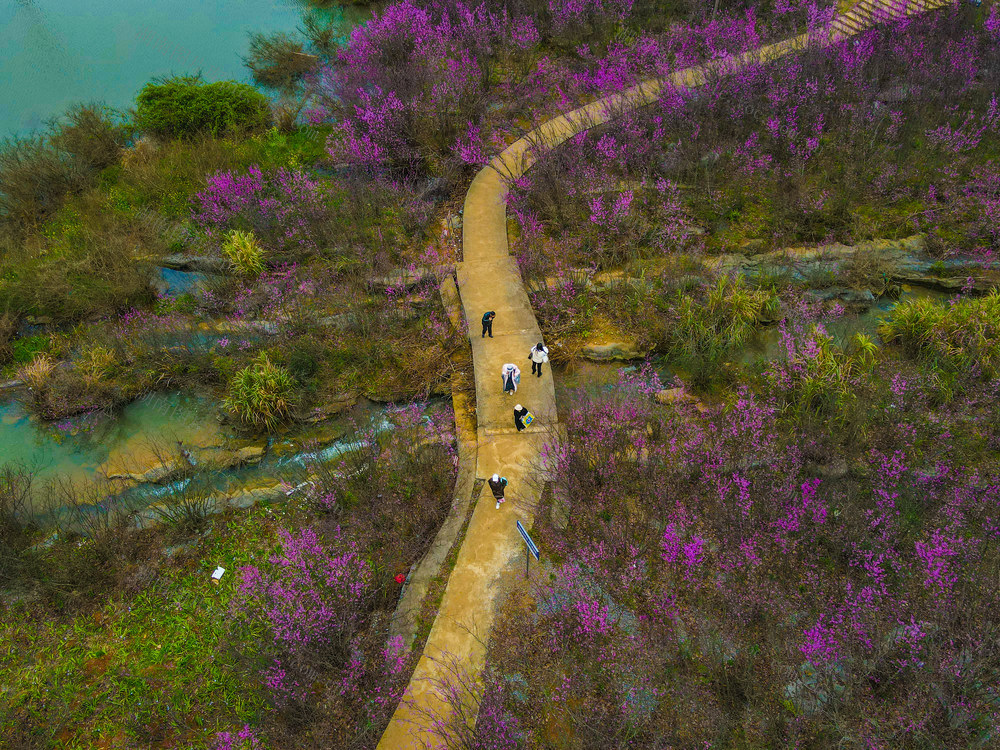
[0,0,370,136]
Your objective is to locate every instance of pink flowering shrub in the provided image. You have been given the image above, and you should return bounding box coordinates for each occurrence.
[232,524,415,739]
[317,0,507,171]
[467,358,1000,745]
[212,725,263,750]
[192,165,327,255]
[512,5,1000,264]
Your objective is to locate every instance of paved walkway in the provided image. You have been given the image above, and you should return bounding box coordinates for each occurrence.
[377,2,949,747]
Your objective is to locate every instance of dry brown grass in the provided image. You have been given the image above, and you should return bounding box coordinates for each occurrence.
[17,354,57,392]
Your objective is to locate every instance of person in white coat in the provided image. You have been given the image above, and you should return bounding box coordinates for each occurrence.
[528,341,549,377]
[501,363,520,395]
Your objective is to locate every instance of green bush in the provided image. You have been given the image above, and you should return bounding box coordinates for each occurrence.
[222,229,265,275]
[135,75,272,140]
[665,275,779,386]
[0,104,126,238]
[879,290,1000,377]
[224,352,297,431]
[49,104,128,172]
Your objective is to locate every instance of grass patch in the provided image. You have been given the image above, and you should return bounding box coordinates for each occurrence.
[0,506,284,746]
[879,289,1000,377]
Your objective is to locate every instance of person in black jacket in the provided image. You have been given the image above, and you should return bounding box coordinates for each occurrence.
[514,404,529,432]
[481,310,495,338]
[488,473,508,510]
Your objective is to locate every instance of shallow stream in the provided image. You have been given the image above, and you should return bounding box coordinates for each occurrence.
[555,284,953,400]
[1,385,447,520]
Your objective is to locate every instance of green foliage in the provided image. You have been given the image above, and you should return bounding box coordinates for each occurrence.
[222,230,266,276]
[770,328,879,423]
[666,275,779,386]
[154,292,197,315]
[0,508,276,745]
[0,194,156,322]
[248,125,331,169]
[879,290,1000,377]
[288,346,320,384]
[224,352,298,431]
[0,104,125,237]
[135,75,272,140]
[97,127,327,221]
[49,104,128,172]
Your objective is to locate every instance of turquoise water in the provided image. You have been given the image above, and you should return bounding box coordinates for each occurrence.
[0,0,363,137]
[0,391,223,488]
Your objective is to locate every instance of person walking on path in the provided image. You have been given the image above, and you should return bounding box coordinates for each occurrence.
[481,311,495,338]
[514,404,533,432]
[488,473,508,510]
[529,342,549,377]
[501,363,520,395]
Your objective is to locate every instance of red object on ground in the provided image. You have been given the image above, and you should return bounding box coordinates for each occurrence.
[395,573,406,584]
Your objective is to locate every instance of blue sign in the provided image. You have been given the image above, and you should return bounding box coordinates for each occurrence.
[516,520,540,561]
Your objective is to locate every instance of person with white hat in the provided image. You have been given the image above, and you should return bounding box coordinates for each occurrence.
[488,474,508,510]
[500,363,520,395]
[513,404,532,432]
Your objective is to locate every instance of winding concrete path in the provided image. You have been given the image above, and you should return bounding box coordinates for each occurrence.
[377,2,949,746]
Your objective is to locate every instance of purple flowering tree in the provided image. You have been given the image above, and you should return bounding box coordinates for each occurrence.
[192,165,328,256]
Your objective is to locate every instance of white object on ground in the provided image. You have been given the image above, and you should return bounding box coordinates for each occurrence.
[211,566,225,584]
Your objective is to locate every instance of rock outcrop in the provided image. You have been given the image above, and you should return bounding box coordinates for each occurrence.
[581,341,649,361]
[158,254,229,275]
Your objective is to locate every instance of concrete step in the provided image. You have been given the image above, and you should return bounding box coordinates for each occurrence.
[836,15,865,32]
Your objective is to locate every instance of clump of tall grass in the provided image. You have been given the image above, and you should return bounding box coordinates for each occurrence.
[17,354,57,392]
[879,290,1000,377]
[666,275,779,386]
[769,328,879,424]
[222,229,266,275]
[224,352,297,431]
[76,344,118,382]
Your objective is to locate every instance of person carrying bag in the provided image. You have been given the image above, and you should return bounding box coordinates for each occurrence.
[528,342,549,377]
[501,363,521,395]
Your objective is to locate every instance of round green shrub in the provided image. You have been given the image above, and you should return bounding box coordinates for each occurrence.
[135,75,271,140]
[224,352,297,431]
[222,229,265,275]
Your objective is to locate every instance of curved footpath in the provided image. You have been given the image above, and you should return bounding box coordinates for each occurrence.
[377,1,948,746]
